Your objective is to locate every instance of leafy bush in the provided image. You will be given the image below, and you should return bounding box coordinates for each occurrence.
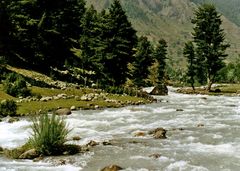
[0,99,17,116]
[29,113,70,155]
[3,73,31,97]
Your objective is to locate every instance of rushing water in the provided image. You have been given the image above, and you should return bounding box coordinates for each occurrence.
[1,89,240,171]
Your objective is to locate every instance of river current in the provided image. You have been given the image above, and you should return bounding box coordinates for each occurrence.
[0,88,240,171]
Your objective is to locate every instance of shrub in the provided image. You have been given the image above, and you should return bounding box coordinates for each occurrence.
[0,99,17,116]
[29,113,70,155]
[3,73,31,97]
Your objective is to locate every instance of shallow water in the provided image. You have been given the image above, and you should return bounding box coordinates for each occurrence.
[1,89,240,171]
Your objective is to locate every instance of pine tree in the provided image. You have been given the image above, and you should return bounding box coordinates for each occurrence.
[192,4,230,91]
[99,0,137,86]
[183,41,196,90]
[153,39,168,84]
[132,36,153,87]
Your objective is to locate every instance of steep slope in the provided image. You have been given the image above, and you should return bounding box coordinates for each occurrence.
[191,0,240,27]
[86,0,240,67]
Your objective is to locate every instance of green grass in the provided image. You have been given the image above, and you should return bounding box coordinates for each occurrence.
[0,84,148,116]
[214,84,240,94]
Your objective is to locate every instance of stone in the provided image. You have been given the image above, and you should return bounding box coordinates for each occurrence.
[19,149,39,159]
[70,106,76,111]
[8,117,20,123]
[134,131,146,137]
[102,141,112,146]
[100,165,123,171]
[87,140,99,147]
[176,109,184,111]
[149,153,161,159]
[149,127,167,139]
[150,84,168,95]
[55,108,71,115]
[72,136,81,141]
[197,123,204,127]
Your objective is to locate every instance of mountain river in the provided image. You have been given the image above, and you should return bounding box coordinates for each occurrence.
[0,88,240,171]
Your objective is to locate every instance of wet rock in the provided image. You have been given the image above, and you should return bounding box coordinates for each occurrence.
[8,117,20,123]
[214,89,221,93]
[201,97,207,100]
[176,109,184,111]
[100,165,123,171]
[72,136,81,141]
[19,149,39,159]
[70,106,76,111]
[197,123,204,127]
[134,131,146,137]
[87,140,99,147]
[150,84,168,96]
[149,128,167,139]
[33,155,44,162]
[149,153,161,159]
[55,108,71,115]
[102,141,112,146]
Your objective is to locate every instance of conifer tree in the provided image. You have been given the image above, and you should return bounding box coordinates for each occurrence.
[153,39,168,84]
[100,0,137,86]
[132,36,153,87]
[192,4,230,91]
[183,41,196,90]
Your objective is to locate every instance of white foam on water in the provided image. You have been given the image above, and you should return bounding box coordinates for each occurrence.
[0,120,31,148]
[166,161,209,171]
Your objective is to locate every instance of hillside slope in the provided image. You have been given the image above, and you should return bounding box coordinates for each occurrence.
[86,0,240,68]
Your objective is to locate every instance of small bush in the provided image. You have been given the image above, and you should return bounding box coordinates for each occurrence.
[29,113,70,155]
[3,73,31,97]
[0,99,17,116]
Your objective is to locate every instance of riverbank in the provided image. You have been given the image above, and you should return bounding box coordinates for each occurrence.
[0,84,151,116]
[175,84,240,96]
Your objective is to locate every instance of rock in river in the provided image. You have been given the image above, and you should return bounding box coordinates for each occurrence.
[149,127,167,139]
[55,108,71,115]
[100,165,123,171]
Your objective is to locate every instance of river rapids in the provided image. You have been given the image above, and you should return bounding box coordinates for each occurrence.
[0,88,240,171]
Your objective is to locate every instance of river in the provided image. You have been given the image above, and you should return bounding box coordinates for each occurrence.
[0,89,240,171]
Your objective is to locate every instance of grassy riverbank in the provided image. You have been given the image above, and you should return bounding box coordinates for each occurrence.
[0,84,149,116]
[176,84,240,96]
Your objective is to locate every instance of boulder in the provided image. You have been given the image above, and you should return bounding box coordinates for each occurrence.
[55,108,71,115]
[87,140,99,147]
[8,117,20,123]
[134,131,146,137]
[149,127,167,139]
[72,136,81,141]
[149,153,161,159]
[150,84,168,95]
[19,149,39,159]
[70,106,76,111]
[176,109,184,111]
[100,165,123,171]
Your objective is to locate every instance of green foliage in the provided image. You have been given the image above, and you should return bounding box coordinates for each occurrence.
[29,113,70,155]
[183,41,196,90]
[153,39,168,84]
[191,3,230,90]
[3,73,31,97]
[131,36,153,87]
[0,99,17,116]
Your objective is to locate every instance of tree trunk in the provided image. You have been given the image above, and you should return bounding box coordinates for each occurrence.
[207,77,213,92]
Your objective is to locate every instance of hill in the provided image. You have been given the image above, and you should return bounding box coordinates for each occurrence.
[86,0,240,68]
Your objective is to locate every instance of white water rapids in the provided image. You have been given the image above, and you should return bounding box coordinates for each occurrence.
[0,89,240,171]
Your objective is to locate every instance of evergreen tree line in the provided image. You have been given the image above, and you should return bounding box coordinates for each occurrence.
[0,0,167,88]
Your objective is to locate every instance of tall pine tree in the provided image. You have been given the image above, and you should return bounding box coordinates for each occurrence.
[183,41,196,90]
[131,36,153,87]
[153,39,168,84]
[99,0,137,86]
[192,4,230,91]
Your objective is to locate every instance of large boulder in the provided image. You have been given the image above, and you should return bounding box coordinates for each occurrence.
[19,149,39,159]
[100,165,123,171]
[55,108,71,115]
[149,127,167,139]
[150,84,168,95]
